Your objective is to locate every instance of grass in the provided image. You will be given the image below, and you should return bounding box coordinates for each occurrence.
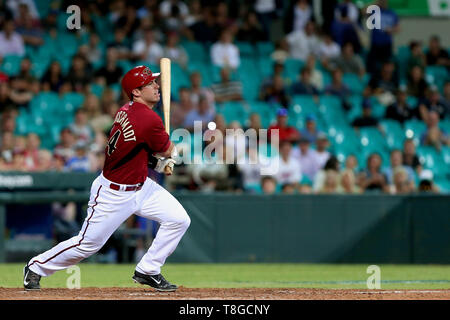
[1,263,450,289]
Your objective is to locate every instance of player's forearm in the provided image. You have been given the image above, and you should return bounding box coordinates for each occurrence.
[154,142,175,158]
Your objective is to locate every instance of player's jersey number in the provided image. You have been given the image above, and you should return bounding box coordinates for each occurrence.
[107,129,121,156]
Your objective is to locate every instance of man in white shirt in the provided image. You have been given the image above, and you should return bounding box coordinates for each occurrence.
[315,133,331,169]
[291,137,322,181]
[210,29,240,70]
[286,20,319,61]
[276,140,302,185]
[132,28,163,65]
[0,20,25,57]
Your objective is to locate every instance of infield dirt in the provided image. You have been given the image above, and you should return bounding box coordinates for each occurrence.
[0,287,449,300]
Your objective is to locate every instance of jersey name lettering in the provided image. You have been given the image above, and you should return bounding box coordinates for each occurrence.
[114,111,136,142]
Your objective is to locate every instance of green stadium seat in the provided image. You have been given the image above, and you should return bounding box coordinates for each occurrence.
[89,83,104,98]
[434,179,450,194]
[404,119,426,145]
[416,146,448,179]
[343,73,364,94]
[441,146,450,166]
[318,95,346,126]
[258,57,274,78]
[0,55,22,76]
[330,127,359,154]
[291,95,318,115]
[236,42,256,57]
[60,92,85,115]
[256,42,274,57]
[30,92,60,116]
[439,119,450,133]
[358,127,388,151]
[425,66,449,91]
[283,58,304,82]
[379,119,405,149]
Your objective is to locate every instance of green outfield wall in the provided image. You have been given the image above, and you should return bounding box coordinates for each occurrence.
[0,173,448,264]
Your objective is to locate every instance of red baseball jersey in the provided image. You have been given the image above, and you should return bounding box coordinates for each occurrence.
[102,101,170,185]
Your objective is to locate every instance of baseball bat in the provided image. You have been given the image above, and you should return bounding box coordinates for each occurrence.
[160,57,173,175]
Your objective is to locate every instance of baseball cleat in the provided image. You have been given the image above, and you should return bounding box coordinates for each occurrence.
[23,265,41,291]
[132,271,178,292]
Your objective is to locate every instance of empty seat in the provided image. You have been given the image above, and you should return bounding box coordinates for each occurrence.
[0,55,22,76]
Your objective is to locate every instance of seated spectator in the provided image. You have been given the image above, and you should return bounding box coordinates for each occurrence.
[0,131,14,164]
[9,75,35,108]
[42,61,65,93]
[0,80,17,112]
[383,149,415,186]
[82,93,111,133]
[211,68,243,103]
[298,182,313,194]
[79,33,102,67]
[418,85,448,120]
[344,154,359,173]
[69,108,94,144]
[237,146,266,189]
[286,20,320,61]
[324,68,351,100]
[14,3,43,48]
[364,61,398,98]
[315,133,331,168]
[290,67,319,96]
[420,110,449,151]
[236,10,267,42]
[66,54,92,93]
[389,166,415,194]
[23,132,40,171]
[189,71,215,108]
[108,28,132,60]
[260,175,277,195]
[358,152,388,193]
[406,40,426,73]
[291,137,322,181]
[36,149,54,172]
[183,95,216,132]
[300,114,320,144]
[275,140,302,185]
[210,29,240,70]
[94,47,123,86]
[0,19,25,57]
[338,169,361,194]
[406,65,428,100]
[402,138,422,174]
[318,32,341,61]
[271,39,289,63]
[351,99,380,129]
[268,108,300,143]
[305,55,324,91]
[384,86,415,124]
[188,6,220,43]
[65,141,93,172]
[172,87,194,129]
[260,62,285,93]
[162,31,188,68]
[53,127,76,164]
[425,35,450,68]
[313,155,340,193]
[325,42,365,77]
[281,183,296,194]
[260,74,290,106]
[132,28,162,64]
[417,169,439,193]
[318,170,339,194]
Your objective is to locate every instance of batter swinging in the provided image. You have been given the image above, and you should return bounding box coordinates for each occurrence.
[23,66,190,292]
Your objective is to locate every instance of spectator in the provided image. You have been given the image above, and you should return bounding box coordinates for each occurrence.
[383,149,415,187]
[260,62,285,93]
[237,146,265,190]
[292,137,322,181]
[318,32,341,61]
[0,131,14,164]
[188,7,220,43]
[172,87,194,129]
[366,0,399,74]
[210,29,240,70]
[285,0,312,33]
[94,47,123,86]
[389,166,415,194]
[268,108,300,143]
[300,114,320,144]
[365,61,398,98]
[315,133,331,168]
[290,67,319,96]
[53,127,75,164]
[6,0,39,20]
[420,110,449,151]
[270,39,289,63]
[313,155,340,193]
[9,74,35,108]
[42,61,65,93]
[211,68,243,103]
[330,3,361,54]
[132,28,163,65]
[159,0,189,20]
[0,80,16,112]
[351,99,379,129]
[417,169,439,193]
[66,54,92,93]
[325,42,365,77]
[418,85,448,121]
[385,86,415,124]
[425,35,450,68]
[358,152,388,193]
[318,170,339,194]
[444,81,450,109]
[344,154,359,173]
[23,132,40,171]
[260,74,290,106]
[183,95,216,132]
[82,93,111,134]
[305,55,324,91]
[14,3,43,48]
[79,33,102,67]
[162,31,188,68]
[335,0,359,24]
[254,0,277,37]
[402,138,422,174]
[0,19,25,57]
[281,183,296,194]
[406,65,428,100]
[70,108,94,145]
[338,169,361,194]
[236,10,267,42]
[407,40,426,73]
[189,71,215,108]
[65,141,92,172]
[36,149,54,172]
[184,0,202,27]
[286,20,319,61]
[245,112,263,141]
[275,140,302,185]
[324,68,351,108]
[108,28,131,60]
[260,175,277,195]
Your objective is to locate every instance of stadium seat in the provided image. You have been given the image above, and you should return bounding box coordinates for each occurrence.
[416,146,448,179]
[217,101,249,125]
[318,95,346,126]
[89,83,105,98]
[425,66,449,91]
[358,127,388,151]
[256,42,274,57]
[248,101,277,128]
[343,73,364,94]
[30,92,60,115]
[379,119,405,150]
[181,41,208,62]
[0,55,22,76]
[291,95,318,115]
[186,61,213,86]
[283,58,304,82]
[404,119,426,144]
[236,42,256,58]
[60,92,85,115]
[258,56,275,78]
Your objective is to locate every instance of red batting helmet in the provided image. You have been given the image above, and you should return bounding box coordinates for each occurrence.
[121,65,160,100]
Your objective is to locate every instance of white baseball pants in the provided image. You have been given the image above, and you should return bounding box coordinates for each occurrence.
[27,173,190,277]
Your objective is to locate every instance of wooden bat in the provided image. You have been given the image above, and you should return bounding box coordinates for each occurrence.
[160,57,173,175]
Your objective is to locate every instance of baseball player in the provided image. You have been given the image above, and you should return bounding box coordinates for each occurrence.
[23,66,190,292]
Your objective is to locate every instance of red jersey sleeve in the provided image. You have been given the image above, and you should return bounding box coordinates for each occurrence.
[144,111,171,153]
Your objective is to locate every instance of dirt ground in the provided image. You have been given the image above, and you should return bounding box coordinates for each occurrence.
[0,287,449,300]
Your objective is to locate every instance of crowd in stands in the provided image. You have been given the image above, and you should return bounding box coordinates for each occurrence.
[0,0,449,196]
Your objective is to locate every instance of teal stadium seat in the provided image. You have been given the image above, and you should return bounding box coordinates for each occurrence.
[217,101,249,125]
[258,57,274,78]
[181,41,207,62]
[404,119,426,145]
[342,73,364,94]
[283,58,304,83]
[186,61,213,86]
[425,66,449,92]
[318,95,347,126]
[379,119,405,149]
[248,101,277,128]
[291,95,318,116]
[238,58,261,101]
[358,127,388,154]
[0,55,22,76]
[236,42,256,58]
[416,146,448,179]
[256,42,274,57]
[60,92,85,115]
